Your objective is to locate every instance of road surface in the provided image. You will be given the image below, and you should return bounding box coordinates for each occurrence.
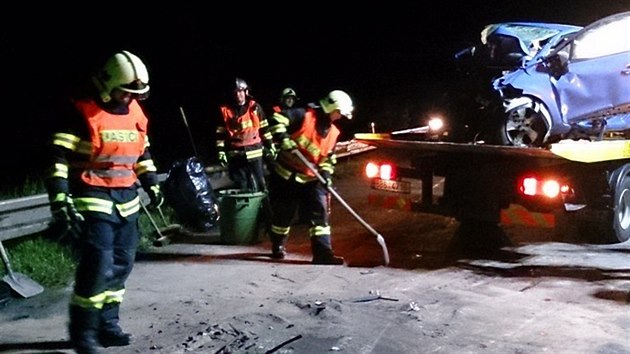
[1,153,629,353]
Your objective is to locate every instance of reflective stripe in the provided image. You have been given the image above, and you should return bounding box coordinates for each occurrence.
[135,159,157,176]
[309,225,330,237]
[216,140,225,148]
[94,155,139,164]
[52,192,67,203]
[52,163,68,178]
[269,124,287,134]
[76,141,92,155]
[216,126,226,134]
[259,119,269,128]
[52,132,80,151]
[272,112,290,125]
[71,292,107,309]
[274,164,293,180]
[74,197,114,214]
[295,135,322,158]
[116,196,140,217]
[273,163,315,183]
[245,149,263,159]
[238,119,254,129]
[271,224,291,235]
[85,169,134,178]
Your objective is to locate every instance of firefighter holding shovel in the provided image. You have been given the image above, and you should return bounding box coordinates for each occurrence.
[267,90,354,264]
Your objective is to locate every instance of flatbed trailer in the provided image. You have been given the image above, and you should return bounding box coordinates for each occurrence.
[354,133,630,244]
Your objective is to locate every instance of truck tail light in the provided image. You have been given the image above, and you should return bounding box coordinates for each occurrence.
[365,162,397,180]
[519,176,571,199]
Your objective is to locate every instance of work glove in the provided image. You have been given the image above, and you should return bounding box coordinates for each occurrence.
[50,195,85,237]
[218,151,228,167]
[147,184,165,209]
[318,169,333,188]
[280,137,297,152]
[264,144,278,162]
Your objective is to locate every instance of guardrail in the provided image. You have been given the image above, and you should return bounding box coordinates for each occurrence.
[0,141,375,243]
[0,194,52,242]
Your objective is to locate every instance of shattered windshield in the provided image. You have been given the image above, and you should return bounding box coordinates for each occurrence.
[482,23,564,55]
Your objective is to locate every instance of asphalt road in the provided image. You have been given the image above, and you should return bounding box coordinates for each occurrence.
[1,153,630,353]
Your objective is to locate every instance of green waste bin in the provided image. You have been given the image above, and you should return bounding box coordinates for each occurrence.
[218,189,267,245]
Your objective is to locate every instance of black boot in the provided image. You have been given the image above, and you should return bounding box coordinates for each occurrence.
[270,233,288,259]
[99,302,132,347]
[311,235,344,265]
[69,305,100,354]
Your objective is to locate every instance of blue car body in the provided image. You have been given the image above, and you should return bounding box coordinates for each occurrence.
[492,11,630,146]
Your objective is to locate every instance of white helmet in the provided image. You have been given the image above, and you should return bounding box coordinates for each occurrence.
[281,87,297,98]
[93,50,150,102]
[319,90,354,119]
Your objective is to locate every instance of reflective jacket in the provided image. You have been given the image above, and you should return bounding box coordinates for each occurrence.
[74,99,148,188]
[47,98,158,220]
[274,108,339,183]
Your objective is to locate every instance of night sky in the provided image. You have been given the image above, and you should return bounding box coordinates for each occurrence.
[1,2,628,190]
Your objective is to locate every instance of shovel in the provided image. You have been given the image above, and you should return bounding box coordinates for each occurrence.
[292,149,390,265]
[0,239,44,298]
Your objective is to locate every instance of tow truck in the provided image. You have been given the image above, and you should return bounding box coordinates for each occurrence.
[354,131,630,244]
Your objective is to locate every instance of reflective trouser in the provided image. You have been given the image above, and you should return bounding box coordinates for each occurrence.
[72,214,138,319]
[268,172,329,238]
[228,153,266,192]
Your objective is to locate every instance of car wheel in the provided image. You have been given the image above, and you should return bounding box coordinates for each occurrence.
[499,97,550,147]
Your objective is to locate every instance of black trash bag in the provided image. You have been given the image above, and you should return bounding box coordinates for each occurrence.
[163,157,220,232]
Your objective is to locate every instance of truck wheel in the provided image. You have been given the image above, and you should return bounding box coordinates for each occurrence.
[498,97,550,147]
[611,173,630,243]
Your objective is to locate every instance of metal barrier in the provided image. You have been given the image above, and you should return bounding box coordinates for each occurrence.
[0,141,374,242]
[0,194,52,242]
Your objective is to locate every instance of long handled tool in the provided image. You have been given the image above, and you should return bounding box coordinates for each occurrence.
[179,106,199,157]
[292,150,390,265]
[0,239,44,298]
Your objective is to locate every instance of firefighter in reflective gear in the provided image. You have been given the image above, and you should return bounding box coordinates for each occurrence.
[267,90,354,264]
[272,87,299,113]
[45,50,163,354]
[216,78,275,191]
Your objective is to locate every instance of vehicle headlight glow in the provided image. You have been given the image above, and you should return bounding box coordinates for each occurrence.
[428,117,444,131]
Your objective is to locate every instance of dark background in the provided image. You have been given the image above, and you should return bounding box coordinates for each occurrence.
[1,2,628,191]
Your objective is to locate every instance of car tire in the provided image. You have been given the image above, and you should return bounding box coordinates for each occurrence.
[498,97,550,147]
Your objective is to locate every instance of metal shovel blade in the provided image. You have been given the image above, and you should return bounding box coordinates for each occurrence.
[3,272,44,298]
[0,240,44,298]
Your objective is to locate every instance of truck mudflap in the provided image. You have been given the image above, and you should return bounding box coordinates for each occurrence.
[500,204,555,228]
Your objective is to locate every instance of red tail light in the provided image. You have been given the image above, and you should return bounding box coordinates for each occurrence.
[365,162,397,180]
[365,162,380,178]
[519,175,571,199]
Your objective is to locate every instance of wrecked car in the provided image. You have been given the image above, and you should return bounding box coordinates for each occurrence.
[490,11,630,147]
[439,21,582,143]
